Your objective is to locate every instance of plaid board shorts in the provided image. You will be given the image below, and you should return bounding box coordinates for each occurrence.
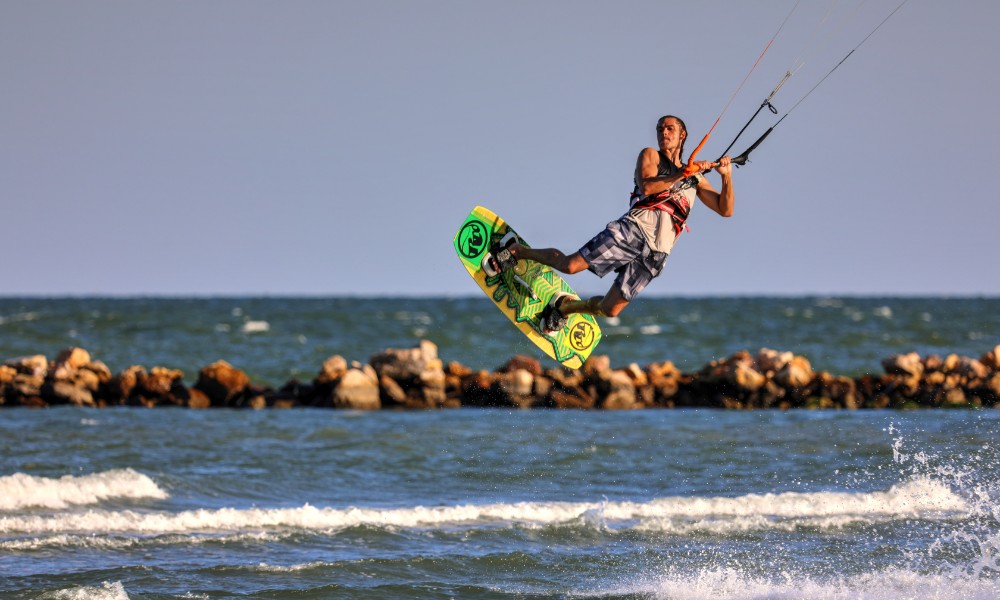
[577,216,668,301]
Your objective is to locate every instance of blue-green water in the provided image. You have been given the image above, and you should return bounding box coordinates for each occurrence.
[0,297,997,384]
[2,297,999,598]
[2,410,1000,598]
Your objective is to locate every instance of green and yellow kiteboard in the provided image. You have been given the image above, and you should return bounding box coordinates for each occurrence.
[453,206,601,369]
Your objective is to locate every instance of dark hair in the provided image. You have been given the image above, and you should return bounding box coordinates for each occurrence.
[656,115,687,161]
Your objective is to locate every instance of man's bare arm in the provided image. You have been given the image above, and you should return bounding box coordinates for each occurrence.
[695,156,734,217]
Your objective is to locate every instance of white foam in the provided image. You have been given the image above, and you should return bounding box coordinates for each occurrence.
[241,320,270,333]
[0,469,168,511]
[48,581,130,600]
[874,305,893,319]
[0,311,40,326]
[0,478,965,536]
[607,566,1000,600]
[0,530,281,552]
[254,561,329,573]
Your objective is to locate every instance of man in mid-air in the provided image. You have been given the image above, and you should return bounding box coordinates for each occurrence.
[484,115,734,332]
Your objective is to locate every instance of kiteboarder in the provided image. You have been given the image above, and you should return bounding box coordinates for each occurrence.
[484,115,734,332]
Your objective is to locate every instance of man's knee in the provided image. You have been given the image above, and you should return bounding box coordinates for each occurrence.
[600,288,630,317]
[565,253,589,274]
[602,301,627,317]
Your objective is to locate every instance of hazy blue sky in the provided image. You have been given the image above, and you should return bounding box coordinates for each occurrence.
[3,1,998,297]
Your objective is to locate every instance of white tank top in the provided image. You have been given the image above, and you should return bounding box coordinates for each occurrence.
[626,176,699,254]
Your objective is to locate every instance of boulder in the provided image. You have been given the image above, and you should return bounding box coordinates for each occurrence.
[10,374,44,399]
[624,363,654,406]
[924,355,944,373]
[497,355,542,376]
[981,345,1000,371]
[379,375,408,405]
[624,363,648,387]
[540,367,595,409]
[73,368,102,393]
[494,369,535,408]
[733,363,766,392]
[5,355,48,378]
[46,380,95,407]
[446,361,473,378]
[140,367,185,398]
[701,351,759,389]
[986,373,1000,400]
[187,387,211,409]
[774,356,814,389]
[943,387,970,406]
[461,370,507,407]
[582,355,612,380]
[82,361,113,384]
[419,365,448,407]
[943,354,989,380]
[332,367,380,410]
[55,347,91,370]
[316,355,348,385]
[194,360,250,406]
[444,361,473,404]
[113,366,147,402]
[647,360,681,403]
[369,340,439,381]
[882,352,923,377]
[546,385,596,409]
[367,341,446,407]
[601,370,639,409]
[813,372,859,409]
[755,348,793,376]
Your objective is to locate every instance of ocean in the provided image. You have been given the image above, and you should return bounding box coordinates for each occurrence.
[1,296,999,599]
[0,297,997,382]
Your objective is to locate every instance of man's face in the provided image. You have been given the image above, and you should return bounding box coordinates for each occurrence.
[657,118,686,151]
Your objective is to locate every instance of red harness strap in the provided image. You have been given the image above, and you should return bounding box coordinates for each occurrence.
[629,190,692,237]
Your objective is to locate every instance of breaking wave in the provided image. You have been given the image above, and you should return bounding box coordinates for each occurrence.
[0,477,965,536]
[0,469,168,511]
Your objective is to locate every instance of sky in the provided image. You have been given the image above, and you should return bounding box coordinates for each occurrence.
[2,0,998,297]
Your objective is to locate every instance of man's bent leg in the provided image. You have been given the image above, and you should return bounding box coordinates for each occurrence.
[511,244,589,275]
[558,285,629,318]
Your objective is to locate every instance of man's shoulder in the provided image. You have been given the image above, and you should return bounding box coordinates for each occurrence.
[639,147,660,160]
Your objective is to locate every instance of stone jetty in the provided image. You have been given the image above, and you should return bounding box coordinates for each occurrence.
[1,342,999,410]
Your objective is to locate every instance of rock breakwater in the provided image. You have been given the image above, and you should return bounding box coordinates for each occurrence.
[2,342,999,410]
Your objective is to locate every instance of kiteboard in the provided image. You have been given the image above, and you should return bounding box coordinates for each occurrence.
[453,206,601,369]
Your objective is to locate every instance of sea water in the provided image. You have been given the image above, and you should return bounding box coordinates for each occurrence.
[1,297,999,598]
[1,409,999,598]
[0,297,997,381]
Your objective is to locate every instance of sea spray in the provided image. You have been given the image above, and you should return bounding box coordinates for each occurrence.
[887,421,1000,579]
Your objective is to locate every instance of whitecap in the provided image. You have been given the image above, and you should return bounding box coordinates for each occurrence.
[48,581,130,600]
[0,311,40,326]
[241,320,270,334]
[874,306,893,318]
[613,566,1000,600]
[0,477,965,536]
[0,469,168,511]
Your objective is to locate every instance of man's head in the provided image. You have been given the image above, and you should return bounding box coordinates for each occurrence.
[656,115,687,159]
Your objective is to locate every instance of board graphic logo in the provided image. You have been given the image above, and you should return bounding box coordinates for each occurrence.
[569,321,596,351]
[458,221,489,259]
